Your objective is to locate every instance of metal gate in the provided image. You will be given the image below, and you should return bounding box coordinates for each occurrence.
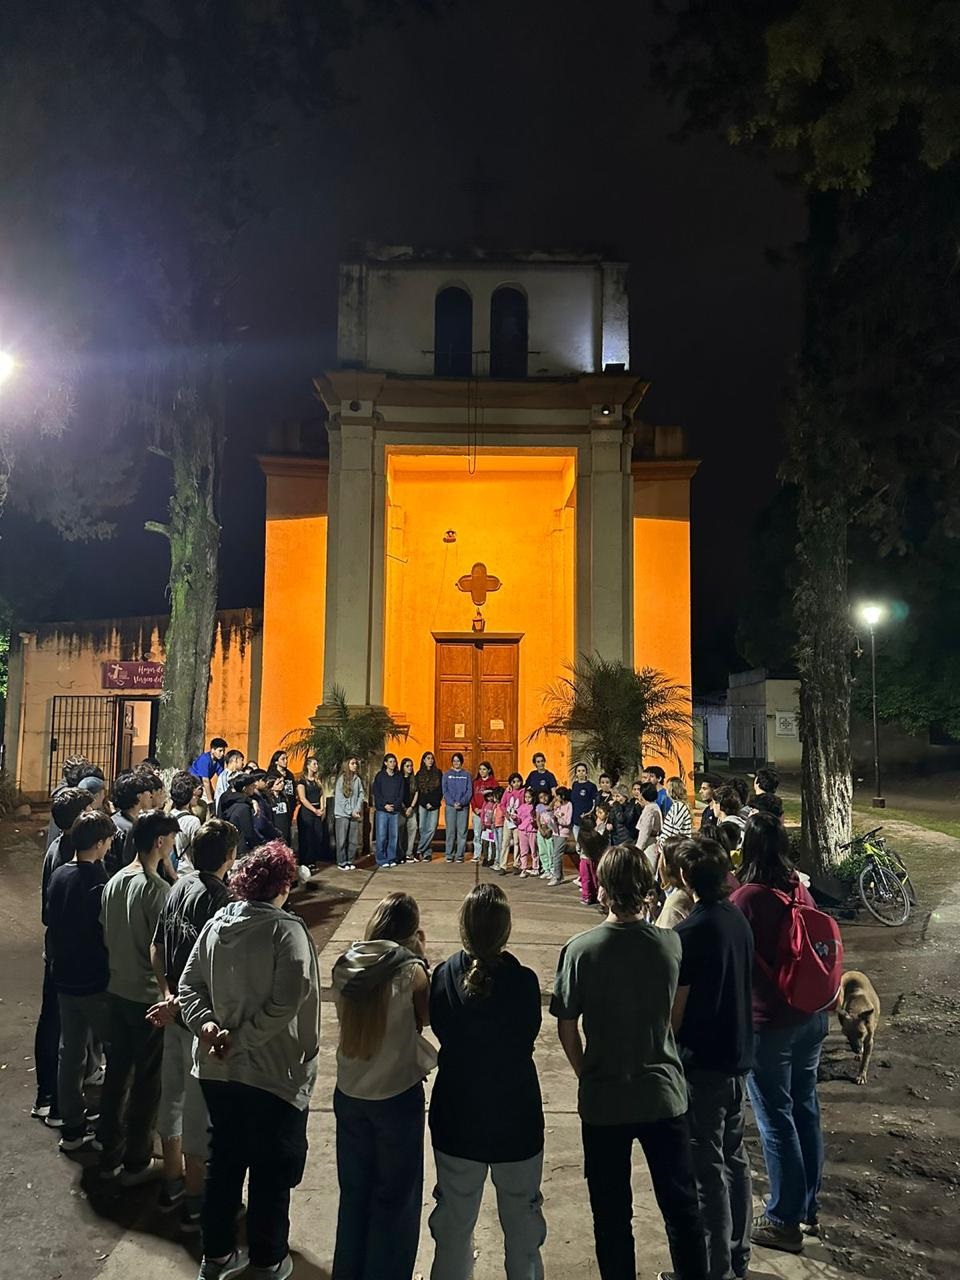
[48,696,121,793]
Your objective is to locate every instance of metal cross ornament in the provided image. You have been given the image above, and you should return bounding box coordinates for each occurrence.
[456,562,502,607]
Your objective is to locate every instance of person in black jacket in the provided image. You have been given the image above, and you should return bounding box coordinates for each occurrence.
[372,753,404,868]
[428,884,546,1279]
[219,774,259,855]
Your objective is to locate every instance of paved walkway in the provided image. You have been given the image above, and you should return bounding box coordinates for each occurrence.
[93,861,842,1280]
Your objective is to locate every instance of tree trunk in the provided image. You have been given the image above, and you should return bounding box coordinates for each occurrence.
[794,480,852,872]
[147,375,222,769]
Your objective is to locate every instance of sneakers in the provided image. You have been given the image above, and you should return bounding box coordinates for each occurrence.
[751,1212,804,1253]
[59,1126,100,1153]
[197,1251,249,1280]
[547,876,563,886]
[801,1217,822,1238]
[296,865,313,884]
[159,1178,186,1211]
[250,1257,292,1280]
[119,1157,164,1187]
[31,1099,54,1120]
[42,1111,65,1129]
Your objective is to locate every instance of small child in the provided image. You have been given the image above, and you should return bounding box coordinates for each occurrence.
[593,801,613,846]
[550,786,573,886]
[480,788,499,866]
[516,787,538,876]
[499,772,524,873]
[577,827,606,906]
[536,789,558,881]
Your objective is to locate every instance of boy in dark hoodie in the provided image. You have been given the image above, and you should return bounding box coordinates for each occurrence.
[219,773,259,855]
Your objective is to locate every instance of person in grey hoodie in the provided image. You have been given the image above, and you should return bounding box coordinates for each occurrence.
[331,891,436,1280]
[442,753,472,863]
[179,841,320,1280]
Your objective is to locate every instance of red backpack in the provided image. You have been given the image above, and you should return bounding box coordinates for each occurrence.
[755,885,844,1015]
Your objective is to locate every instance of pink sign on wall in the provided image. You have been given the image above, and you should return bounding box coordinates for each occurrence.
[101,661,165,690]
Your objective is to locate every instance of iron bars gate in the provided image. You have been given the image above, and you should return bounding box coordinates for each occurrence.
[48,696,121,793]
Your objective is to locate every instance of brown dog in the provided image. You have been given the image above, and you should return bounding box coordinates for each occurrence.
[837,970,881,1085]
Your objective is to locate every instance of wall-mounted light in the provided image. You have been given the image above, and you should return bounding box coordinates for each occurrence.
[443,530,457,543]
[600,404,613,416]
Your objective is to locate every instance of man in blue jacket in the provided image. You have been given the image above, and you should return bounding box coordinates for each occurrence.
[442,754,471,862]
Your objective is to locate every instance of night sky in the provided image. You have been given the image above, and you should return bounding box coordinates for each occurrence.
[10,0,806,690]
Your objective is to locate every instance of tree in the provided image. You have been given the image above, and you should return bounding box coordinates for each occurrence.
[660,0,960,867]
[530,654,690,784]
[283,686,409,785]
[0,1,373,768]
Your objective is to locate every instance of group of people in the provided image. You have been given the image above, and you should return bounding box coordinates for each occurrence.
[32,746,831,1280]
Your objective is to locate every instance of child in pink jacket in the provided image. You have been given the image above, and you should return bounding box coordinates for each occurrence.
[516,787,538,875]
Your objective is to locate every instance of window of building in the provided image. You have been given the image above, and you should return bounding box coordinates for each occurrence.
[434,286,473,377]
[489,286,528,378]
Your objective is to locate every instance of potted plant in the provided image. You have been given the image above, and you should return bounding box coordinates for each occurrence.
[529,653,690,783]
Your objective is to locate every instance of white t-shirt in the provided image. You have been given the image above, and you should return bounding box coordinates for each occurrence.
[334,961,437,1101]
[171,808,201,875]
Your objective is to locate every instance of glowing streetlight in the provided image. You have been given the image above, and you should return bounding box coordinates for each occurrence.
[0,350,16,387]
[855,601,887,808]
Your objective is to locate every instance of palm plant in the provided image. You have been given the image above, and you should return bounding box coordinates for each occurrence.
[530,653,691,783]
[283,685,408,783]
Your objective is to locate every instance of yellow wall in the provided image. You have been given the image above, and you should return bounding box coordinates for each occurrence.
[633,469,694,781]
[258,464,327,765]
[383,452,575,778]
[8,610,261,799]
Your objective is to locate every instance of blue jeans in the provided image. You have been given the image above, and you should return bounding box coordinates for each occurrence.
[418,806,440,858]
[375,810,399,866]
[333,1083,424,1280]
[444,805,468,861]
[746,1012,827,1227]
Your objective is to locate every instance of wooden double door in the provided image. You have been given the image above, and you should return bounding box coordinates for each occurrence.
[434,635,520,782]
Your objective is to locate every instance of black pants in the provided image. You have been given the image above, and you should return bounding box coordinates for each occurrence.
[201,1079,309,1269]
[33,955,61,1106]
[581,1112,708,1280]
[97,994,163,1173]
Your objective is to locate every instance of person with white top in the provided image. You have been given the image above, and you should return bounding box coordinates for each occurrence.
[331,892,437,1280]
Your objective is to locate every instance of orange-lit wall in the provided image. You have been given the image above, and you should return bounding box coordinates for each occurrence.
[633,471,694,780]
[383,453,575,778]
[259,465,327,764]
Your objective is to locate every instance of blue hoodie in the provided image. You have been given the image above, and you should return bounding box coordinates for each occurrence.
[442,767,472,807]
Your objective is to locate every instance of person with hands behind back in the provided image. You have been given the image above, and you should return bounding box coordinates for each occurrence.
[179,842,321,1280]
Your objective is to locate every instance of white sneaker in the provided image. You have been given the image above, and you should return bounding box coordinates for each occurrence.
[296,865,313,884]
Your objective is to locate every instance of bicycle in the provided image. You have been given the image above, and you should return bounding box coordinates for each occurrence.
[836,826,913,926]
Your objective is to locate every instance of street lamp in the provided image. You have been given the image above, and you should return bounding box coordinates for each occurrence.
[856,601,887,808]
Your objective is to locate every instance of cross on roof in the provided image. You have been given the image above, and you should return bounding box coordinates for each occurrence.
[456,561,502,607]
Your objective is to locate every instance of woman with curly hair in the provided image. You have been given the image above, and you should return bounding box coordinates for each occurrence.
[180,841,320,1280]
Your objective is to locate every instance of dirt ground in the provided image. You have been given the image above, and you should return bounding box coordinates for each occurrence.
[1,808,959,1280]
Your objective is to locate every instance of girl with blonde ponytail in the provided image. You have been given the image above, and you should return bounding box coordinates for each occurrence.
[427,884,546,1278]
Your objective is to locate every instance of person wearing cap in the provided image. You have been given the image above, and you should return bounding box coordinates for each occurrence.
[79,774,107,810]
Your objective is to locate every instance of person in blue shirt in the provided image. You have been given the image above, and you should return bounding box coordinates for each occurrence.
[644,765,673,818]
[524,752,558,800]
[442,754,472,862]
[569,762,598,840]
[189,738,228,806]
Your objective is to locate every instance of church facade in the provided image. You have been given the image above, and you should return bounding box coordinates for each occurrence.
[3,246,695,797]
[258,247,696,781]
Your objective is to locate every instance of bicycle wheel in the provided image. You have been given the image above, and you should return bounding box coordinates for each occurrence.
[858,862,910,926]
[885,849,917,905]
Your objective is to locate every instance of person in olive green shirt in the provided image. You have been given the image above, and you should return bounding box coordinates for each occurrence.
[551,844,708,1280]
[97,810,179,1182]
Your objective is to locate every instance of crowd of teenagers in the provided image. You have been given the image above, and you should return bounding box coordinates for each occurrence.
[31,746,837,1280]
